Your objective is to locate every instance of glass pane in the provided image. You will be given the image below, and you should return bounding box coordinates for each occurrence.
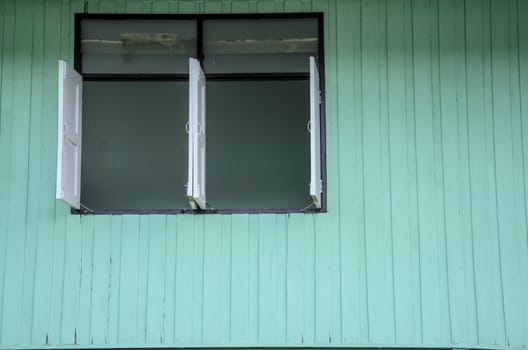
[81,81,189,210]
[203,18,318,73]
[206,80,311,210]
[81,19,196,74]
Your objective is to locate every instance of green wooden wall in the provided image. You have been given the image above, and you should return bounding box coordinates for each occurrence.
[1,0,527,349]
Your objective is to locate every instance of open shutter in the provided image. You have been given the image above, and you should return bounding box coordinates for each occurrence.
[309,56,322,208]
[56,60,83,209]
[187,57,207,209]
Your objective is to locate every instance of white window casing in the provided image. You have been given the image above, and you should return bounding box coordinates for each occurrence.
[56,60,83,209]
[309,56,322,208]
[187,57,207,209]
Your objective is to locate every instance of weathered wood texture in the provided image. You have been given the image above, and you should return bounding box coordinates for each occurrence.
[0,0,527,348]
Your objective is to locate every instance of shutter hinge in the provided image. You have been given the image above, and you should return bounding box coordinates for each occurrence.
[318,90,322,105]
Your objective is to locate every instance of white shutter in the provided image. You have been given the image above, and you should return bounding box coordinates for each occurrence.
[187,58,207,209]
[56,60,83,209]
[309,56,322,208]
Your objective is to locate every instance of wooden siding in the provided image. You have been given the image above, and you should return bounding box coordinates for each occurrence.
[0,0,527,348]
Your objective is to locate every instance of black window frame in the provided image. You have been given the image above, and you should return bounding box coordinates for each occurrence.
[73,12,327,215]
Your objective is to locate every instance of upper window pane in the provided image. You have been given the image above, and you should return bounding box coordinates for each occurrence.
[203,18,318,74]
[81,19,197,74]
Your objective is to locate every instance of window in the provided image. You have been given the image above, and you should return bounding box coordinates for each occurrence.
[56,13,325,214]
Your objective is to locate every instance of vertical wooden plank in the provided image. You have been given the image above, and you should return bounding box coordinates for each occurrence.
[178,0,198,13]
[107,215,123,344]
[335,0,368,344]
[220,215,232,344]
[231,1,250,13]
[230,214,250,344]
[162,215,178,344]
[490,0,525,345]
[0,0,14,344]
[248,215,259,343]
[412,0,452,343]
[301,0,312,12]
[60,0,72,61]
[219,0,232,13]
[273,0,285,13]
[98,0,118,13]
[360,0,396,343]
[256,0,274,13]
[429,0,452,343]
[30,0,61,345]
[0,0,34,344]
[314,213,335,344]
[49,211,67,345]
[438,1,468,343]
[124,0,143,13]
[135,216,150,345]
[76,215,95,345]
[248,0,258,12]
[173,215,194,343]
[145,215,167,344]
[275,214,287,344]
[438,0,479,344]
[203,0,222,13]
[284,0,303,12]
[380,0,398,340]
[508,0,528,344]
[84,0,97,13]
[303,214,316,345]
[285,214,304,344]
[0,0,3,134]
[386,0,420,344]
[90,216,112,344]
[191,216,205,344]
[142,0,154,13]
[404,0,424,344]
[258,215,278,343]
[168,0,181,13]
[0,0,7,253]
[465,0,506,345]
[455,0,480,342]
[117,215,140,343]
[152,0,170,13]
[19,0,44,343]
[517,0,528,343]
[60,215,83,344]
[202,215,224,343]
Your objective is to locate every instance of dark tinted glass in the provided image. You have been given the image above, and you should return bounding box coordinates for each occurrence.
[81,19,196,74]
[206,80,311,209]
[203,18,318,73]
[81,81,189,210]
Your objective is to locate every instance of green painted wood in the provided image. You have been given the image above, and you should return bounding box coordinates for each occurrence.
[336,0,365,343]
[2,0,34,344]
[0,0,14,343]
[30,1,62,344]
[1,0,528,348]
[465,0,507,345]
[386,0,421,343]
[518,0,528,341]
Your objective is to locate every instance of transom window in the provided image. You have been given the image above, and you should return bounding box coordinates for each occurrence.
[56,13,326,214]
